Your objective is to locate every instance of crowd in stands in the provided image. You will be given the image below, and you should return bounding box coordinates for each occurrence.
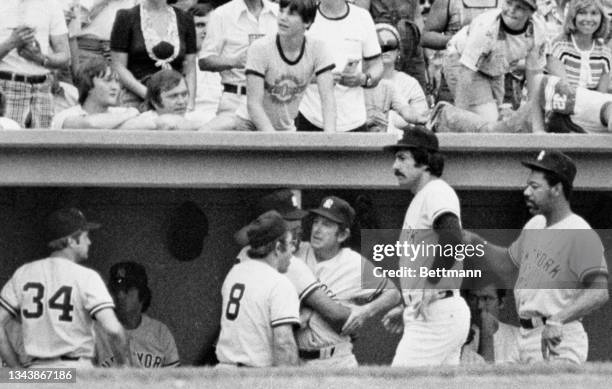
[1,0,612,133]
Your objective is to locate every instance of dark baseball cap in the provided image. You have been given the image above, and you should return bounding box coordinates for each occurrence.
[109,261,149,291]
[522,150,577,185]
[46,208,101,242]
[246,210,289,248]
[310,196,356,227]
[255,189,308,221]
[519,0,537,10]
[383,126,439,153]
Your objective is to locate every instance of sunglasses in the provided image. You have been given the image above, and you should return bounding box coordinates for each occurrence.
[381,43,399,53]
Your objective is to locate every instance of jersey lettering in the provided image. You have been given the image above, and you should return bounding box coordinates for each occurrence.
[225,283,245,321]
[21,284,74,322]
[22,282,44,318]
[48,286,74,322]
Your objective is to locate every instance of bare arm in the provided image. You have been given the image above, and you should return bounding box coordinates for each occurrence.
[272,324,298,366]
[596,72,610,93]
[363,55,384,88]
[199,47,247,73]
[0,310,20,368]
[303,288,351,333]
[422,0,452,50]
[111,51,147,99]
[47,34,71,68]
[94,308,130,367]
[61,108,140,129]
[428,212,462,284]
[545,55,568,79]
[341,288,401,335]
[183,54,197,109]
[246,73,275,132]
[530,74,547,133]
[316,70,337,132]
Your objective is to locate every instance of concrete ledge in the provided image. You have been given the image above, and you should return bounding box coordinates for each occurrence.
[0,131,610,189]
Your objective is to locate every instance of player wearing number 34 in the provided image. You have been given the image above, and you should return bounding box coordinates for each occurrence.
[0,208,130,368]
[216,211,300,367]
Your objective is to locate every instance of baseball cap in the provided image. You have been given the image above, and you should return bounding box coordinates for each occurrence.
[45,208,100,242]
[519,0,537,11]
[255,189,308,221]
[309,196,356,227]
[522,150,577,185]
[383,126,439,153]
[246,210,289,248]
[109,261,149,291]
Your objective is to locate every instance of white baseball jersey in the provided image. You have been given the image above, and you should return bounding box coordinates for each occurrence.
[94,314,179,368]
[296,247,387,349]
[216,260,300,367]
[236,246,321,301]
[509,214,608,318]
[0,257,114,359]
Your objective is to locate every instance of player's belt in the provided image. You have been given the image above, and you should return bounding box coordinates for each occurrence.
[0,71,49,84]
[222,83,247,95]
[31,355,82,362]
[299,342,352,360]
[519,317,547,329]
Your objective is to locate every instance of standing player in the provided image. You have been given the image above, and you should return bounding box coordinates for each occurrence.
[0,208,129,368]
[216,211,299,367]
[296,196,401,367]
[466,150,609,363]
[382,127,471,367]
[95,262,180,368]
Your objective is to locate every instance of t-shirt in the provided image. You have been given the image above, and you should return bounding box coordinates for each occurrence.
[299,3,381,131]
[110,5,197,81]
[51,105,136,129]
[509,214,608,318]
[237,35,334,131]
[95,314,180,368]
[550,35,612,90]
[0,257,114,359]
[387,71,428,133]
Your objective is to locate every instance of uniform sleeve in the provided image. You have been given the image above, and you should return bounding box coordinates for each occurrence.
[359,8,381,60]
[426,183,461,224]
[179,10,198,55]
[49,0,69,36]
[569,229,608,282]
[508,230,525,267]
[199,8,224,59]
[110,9,133,52]
[160,324,180,367]
[358,258,389,302]
[284,257,321,301]
[0,272,21,318]
[82,271,115,318]
[269,277,300,328]
[313,39,335,76]
[245,40,267,78]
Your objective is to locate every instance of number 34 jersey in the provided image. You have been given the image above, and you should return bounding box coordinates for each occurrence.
[216,260,300,367]
[0,257,114,359]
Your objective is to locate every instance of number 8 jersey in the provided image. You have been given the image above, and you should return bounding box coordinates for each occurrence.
[0,257,115,359]
[216,260,300,367]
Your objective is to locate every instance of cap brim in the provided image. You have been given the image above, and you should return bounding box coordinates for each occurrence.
[283,209,308,221]
[309,209,344,224]
[521,160,555,174]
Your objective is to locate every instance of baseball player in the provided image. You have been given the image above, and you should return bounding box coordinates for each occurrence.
[0,208,129,368]
[296,196,401,367]
[95,262,180,368]
[216,211,300,367]
[235,190,352,332]
[467,150,609,363]
[381,127,471,367]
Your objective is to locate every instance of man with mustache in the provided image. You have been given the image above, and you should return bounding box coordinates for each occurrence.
[382,127,470,367]
[467,150,609,363]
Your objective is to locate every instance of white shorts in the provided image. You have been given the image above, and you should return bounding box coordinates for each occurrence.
[518,320,587,364]
[392,295,471,367]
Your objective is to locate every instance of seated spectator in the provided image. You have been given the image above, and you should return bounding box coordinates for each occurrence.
[111,0,197,109]
[443,0,547,121]
[187,2,223,124]
[120,69,203,130]
[0,92,21,130]
[365,24,428,132]
[547,0,611,91]
[51,56,140,129]
[95,262,180,368]
[461,282,520,364]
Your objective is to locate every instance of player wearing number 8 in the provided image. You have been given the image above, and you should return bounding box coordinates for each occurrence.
[0,208,130,368]
[216,211,300,367]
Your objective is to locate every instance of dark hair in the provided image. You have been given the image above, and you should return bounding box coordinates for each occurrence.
[533,168,573,200]
[279,0,317,25]
[145,69,185,109]
[410,147,444,177]
[48,230,83,250]
[189,2,214,16]
[247,231,291,258]
[75,56,114,106]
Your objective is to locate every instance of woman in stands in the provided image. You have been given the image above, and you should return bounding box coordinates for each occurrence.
[547,0,611,91]
[110,0,197,110]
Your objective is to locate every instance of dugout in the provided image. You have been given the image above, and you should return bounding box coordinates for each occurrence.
[0,132,611,364]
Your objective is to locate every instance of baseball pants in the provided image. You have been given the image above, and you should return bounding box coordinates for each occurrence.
[518,320,587,364]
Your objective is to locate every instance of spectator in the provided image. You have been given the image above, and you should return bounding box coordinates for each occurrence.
[547,0,611,91]
[365,23,428,132]
[95,262,180,368]
[187,2,223,124]
[0,92,21,130]
[537,0,569,43]
[120,68,203,130]
[0,0,70,128]
[296,0,383,132]
[51,56,140,129]
[461,283,520,364]
[111,0,197,110]
[198,0,279,115]
[444,0,547,122]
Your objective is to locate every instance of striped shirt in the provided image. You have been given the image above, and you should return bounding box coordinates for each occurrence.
[550,35,612,90]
